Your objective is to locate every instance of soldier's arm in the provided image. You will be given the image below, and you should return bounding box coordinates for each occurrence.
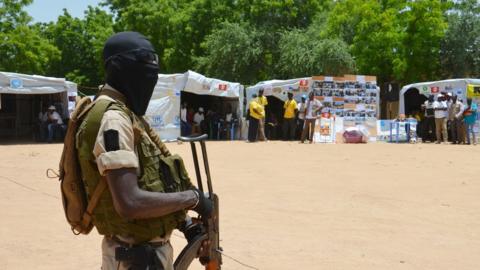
[106,168,198,220]
[94,109,198,220]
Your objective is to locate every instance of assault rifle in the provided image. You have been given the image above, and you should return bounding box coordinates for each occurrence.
[174,134,222,270]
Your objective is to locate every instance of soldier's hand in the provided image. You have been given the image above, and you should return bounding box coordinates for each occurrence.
[190,189,213,219]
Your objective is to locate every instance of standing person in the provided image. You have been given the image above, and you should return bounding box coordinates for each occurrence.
[180,102,191,136]
[421,95,436,142]
[463,98,477,145]
[248,94,263,142]
[46,105,64,143]
[301,91,323,143]
[192,107,205,135]
[224,105,235,139]
[76,32,212,270]
[448,95,465,144]
[37,105,49,141]
[296,95,307,139]
[257,88,268,141]
[433,95,448,144]
[282,92,297,140]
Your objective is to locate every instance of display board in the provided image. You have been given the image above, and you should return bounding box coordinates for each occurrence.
[311,75,380,143]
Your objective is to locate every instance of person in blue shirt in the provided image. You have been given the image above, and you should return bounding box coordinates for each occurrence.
[463,98,477,145]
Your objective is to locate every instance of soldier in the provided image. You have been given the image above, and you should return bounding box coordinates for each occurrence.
[77,32,212,270]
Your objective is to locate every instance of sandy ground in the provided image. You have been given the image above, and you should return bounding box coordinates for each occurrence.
[0,141,479,270]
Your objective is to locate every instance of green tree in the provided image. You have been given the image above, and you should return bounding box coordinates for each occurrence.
[104,0,237,73]
[42,7,114,86]
[0,0,60,74]
[327,0,447,84]
[277,28,355,78]
[195,22,265,84]
[441,0,480,78]
[401,0,448,82]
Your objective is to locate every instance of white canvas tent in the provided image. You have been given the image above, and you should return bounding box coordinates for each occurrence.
[399,78,480,114]
[145,71,244,141]
[246,77,311,105]
[0,71,77,139]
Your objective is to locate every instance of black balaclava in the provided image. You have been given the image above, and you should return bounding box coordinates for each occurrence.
[103,31,159,116]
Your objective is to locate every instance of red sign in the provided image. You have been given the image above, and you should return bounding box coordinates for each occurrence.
[431,86,440,94]
[299,80,309,87]
[218,84,227,91]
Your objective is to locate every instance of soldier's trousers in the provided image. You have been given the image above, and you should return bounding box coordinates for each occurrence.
[101,237,173,270]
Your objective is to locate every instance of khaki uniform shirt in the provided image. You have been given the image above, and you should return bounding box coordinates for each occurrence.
[92,85,171,243]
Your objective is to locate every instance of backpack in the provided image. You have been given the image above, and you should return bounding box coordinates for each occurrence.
[56,96,109,235]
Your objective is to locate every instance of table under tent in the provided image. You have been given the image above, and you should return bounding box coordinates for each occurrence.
[145,71,244,141]
[0,72,77,141]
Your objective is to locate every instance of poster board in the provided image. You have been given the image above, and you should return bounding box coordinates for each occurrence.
[311,75,380,143]
[313,116,336,143]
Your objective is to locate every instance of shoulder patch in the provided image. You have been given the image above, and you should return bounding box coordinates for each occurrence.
[104,129,120,152]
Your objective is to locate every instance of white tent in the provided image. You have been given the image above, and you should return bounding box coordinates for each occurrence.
[0,71,78,116]
[246,77,311,104]
[399,78,480,114]
[145,71,243,141]
[0,71,77,139]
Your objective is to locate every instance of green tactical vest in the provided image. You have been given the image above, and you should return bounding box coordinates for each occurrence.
[76,98,192,244]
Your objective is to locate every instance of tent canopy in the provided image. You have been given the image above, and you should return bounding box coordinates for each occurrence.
[184,70,241,98]
[246,77,311,104]
[399,78,480,114]
[0,71,77,95]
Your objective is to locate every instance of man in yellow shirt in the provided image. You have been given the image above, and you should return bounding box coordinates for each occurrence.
[283,92,298,140]
[256,88,268,141]
[248,94,264,142]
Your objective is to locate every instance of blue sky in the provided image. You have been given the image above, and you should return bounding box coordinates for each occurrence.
[25,0,106,22]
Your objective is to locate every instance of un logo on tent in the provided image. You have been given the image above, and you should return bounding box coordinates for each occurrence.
[10,78,23,89]
[151,115,164,128]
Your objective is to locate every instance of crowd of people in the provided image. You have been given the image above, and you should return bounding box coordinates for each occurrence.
[248,89,323,143]
[180,102,237,139]
[37,105,66,143]
[413,93,477,145]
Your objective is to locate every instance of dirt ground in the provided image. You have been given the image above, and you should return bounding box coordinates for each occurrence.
[0,141,479,270]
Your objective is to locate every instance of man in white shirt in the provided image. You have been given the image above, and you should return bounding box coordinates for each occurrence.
[433,95,448,144]
[301,92,323,143]
[421,95,436,142]
[47,105,64,143]
[296,95,307,139]
[192,107,205,135]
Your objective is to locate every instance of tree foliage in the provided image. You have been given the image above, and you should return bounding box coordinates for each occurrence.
[195,22,265,84]
[327,0,448,84]
[0,0,478,87]
[0,0,59,74]
[441,0,480,78]
[41,7,114,86]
